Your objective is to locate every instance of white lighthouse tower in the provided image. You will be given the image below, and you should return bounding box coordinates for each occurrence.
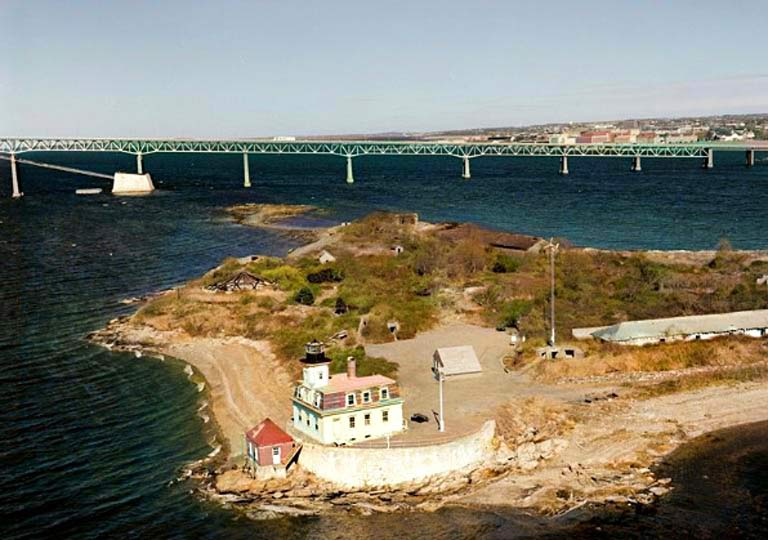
[301,340,329,388]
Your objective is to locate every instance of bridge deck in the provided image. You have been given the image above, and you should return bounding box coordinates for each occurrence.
[2,137,763,159]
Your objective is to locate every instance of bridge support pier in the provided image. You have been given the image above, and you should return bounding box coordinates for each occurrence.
[10,153,22,198]
[136,153,144,174]
[703,149,714,169]
[559,155,569,175]
[462,156,471,179]
[746,149,755,168]
[243,153,251,187]
[346,156,354,184]
[631,156,642,172]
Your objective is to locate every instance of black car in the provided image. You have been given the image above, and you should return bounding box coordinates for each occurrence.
[410,413,429,423]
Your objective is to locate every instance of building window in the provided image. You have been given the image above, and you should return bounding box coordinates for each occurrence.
[380,387,389,400]
[364,413,371,426]
[314,417,319,431]
[314,394,322,407]
[383,410,389,422]
[346,393,356,407]
[349,416,356,429]
[362,391,371,403]
[272,447,280,457]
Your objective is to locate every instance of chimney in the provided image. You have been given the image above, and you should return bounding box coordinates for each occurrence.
[347,357,356,379]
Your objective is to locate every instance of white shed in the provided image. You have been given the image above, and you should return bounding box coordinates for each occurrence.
[432,346,482,377]
[318,250,336,264]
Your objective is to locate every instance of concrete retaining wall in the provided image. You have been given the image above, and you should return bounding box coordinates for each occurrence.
[298,421,496,489]
[112,173,155,194]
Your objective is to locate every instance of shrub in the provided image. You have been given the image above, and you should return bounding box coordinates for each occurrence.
[473,286,502,307]
[491,253,521,273]
[450,239,488,277]
[334,297,348,314]
[294,287,315,305]
[327,346,399,378]
[307,267,344,283]
[499,299,533,328]
[412,238,443,276]
[261,265,306,291]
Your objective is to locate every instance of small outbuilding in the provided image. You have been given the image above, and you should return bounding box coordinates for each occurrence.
[432,346,482,378]
[318,250,337,264]
[536,345,584,360]
[245,418,298,479]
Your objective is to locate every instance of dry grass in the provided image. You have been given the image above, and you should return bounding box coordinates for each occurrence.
[629,363,768,399]
[532,337,768,382]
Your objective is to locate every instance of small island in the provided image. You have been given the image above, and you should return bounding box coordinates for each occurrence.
[90,205,768,518]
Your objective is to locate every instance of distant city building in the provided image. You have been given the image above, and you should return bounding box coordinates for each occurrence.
[549,134,577,145]
[576,131,612,144]
[637,132,661,144]
[665,134,699,143]
[292,341,405,445]
[717,131,745,141]
[612,130,638,143]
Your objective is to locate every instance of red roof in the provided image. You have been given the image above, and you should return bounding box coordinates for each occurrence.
[246,418,293,447]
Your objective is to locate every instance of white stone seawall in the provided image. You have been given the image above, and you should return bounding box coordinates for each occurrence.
[298,421,497,489]
[112,173,155,194]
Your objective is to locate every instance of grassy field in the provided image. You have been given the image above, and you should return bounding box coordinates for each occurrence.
[132,212,768,379]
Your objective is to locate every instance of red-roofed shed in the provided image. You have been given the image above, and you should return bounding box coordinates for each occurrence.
[245,418,295,467]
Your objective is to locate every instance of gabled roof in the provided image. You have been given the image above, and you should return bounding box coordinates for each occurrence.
[434,346,482,375]
[206,271,270,291]
[591,309,768,342]
[318,373,395,394]
[245,418,293,446]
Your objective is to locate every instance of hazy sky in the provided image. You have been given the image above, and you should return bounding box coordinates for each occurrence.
[1,0,766,137]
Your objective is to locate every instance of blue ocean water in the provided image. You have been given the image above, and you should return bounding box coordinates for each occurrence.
[1,151,767,539]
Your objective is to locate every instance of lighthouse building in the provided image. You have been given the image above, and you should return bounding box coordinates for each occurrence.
[291,341,404,445]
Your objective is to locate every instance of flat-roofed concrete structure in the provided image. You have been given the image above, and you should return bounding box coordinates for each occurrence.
[573,309,768,346]
[433,346,482,377]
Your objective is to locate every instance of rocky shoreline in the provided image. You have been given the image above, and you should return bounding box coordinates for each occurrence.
[85,207,768,520]
[91,317,679,519]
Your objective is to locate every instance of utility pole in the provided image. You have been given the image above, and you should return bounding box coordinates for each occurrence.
[438,369,445,432]
[544,238,559,346]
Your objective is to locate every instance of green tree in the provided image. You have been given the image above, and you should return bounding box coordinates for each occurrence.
[294,286,315,306]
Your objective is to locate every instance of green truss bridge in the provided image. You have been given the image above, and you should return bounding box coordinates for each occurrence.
[1,137,765,198]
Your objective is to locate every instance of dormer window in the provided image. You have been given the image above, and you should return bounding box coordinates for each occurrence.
[346,393,356,407]
[380,387,389,400]
[362,391,371,404]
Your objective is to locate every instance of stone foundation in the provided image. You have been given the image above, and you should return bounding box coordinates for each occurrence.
[112,172,155,194]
